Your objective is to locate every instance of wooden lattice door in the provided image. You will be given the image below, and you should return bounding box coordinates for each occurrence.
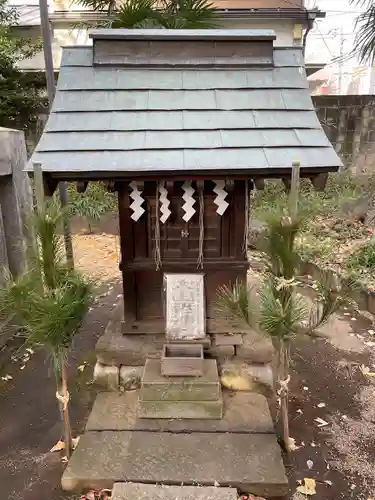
[149,190,221,261]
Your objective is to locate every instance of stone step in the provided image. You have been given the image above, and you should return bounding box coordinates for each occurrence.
[141,359,221,402]
[111,483,238,500]
[61,430,288,497]
[86,391,274,434]
[138,398,223,419]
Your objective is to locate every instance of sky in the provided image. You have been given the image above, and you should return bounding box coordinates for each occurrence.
[305,0,366,64]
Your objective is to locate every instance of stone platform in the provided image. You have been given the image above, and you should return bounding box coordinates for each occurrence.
[62,430,287,497]
[86,390,275,434]
[111,483,238,500]
[62,390,287,497]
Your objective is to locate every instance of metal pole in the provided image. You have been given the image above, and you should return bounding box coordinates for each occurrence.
[38,0,74,269]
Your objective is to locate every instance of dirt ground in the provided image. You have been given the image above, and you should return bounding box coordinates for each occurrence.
[0,231,374,500]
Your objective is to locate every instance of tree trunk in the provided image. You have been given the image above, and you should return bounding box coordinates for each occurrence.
[59,354,72,459]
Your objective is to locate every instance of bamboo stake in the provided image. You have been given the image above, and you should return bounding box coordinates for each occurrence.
[33,163,72,458]
[280,161,301,452]
[289,161,300,220]
[60,354,72,459]
[33,162,45,215]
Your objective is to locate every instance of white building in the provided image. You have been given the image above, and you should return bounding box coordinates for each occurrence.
[12,0,326,75]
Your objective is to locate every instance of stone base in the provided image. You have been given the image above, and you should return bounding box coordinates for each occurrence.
[111,483,237,500]
[85,390,275,434]
[138,399,223,419]
[220,361,274,392]
[93,362,119,391]
[141,359,221,402]
[61,430,288,497]
[93,362,143,391]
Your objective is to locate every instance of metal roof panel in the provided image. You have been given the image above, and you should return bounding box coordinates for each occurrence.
[57,66,306,91]
[60,47,92,67]
[273,48,303,67]
[28,34,342,176]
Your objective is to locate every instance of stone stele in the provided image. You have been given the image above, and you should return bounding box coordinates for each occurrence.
[164,273,205,340]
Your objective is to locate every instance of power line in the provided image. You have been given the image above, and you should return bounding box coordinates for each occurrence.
[314,24,335,59]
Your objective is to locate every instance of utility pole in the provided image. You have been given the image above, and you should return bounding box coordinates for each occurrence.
[38,0,74,269]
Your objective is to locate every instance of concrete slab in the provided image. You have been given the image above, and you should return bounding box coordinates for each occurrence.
[111,483,238,500]
[138,398,223,419]
[141,359,220,402]
[86,391,274,433]
[61,431,288,497]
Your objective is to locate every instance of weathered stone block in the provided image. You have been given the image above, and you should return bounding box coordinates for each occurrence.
[209,345,235,359]
[111,483,238,500]
[235,330,274,364]
[119,366,143,391]
[96,331,165,366]
[161,343,204,377]
[93,362,119,391]
[220,361,274,392]
[214,333,243,346]
[141,359,220,402]
[138,399,223,419]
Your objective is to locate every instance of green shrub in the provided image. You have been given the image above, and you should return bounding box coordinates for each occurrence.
[345,237,375,271]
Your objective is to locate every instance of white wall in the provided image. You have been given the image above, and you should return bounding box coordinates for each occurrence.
[222,19,296,46]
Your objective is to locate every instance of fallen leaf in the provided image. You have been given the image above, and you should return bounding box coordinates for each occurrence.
[25,348,34,355]
[315,417,329,427]
[72,436,80,449]
[50,440,65,452]
[81,491,96,500]
[220,374,253,391]
[303,386,309,391]
[296,478,316,496]
[1,374,13,381]
[296,409,303,415]
[310,442,317,447]
[20,365,25,371]
[317,403,326,408]
[213,480,220,487]
[287,437,301,451]
[77,364,86,373]
[307,460,313,470]
[360,365,375,377]
[368,329,375,335]
[324,480,333,486]
[61,456,68,463]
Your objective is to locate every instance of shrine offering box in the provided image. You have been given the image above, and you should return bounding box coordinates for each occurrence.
[161,343,204,377]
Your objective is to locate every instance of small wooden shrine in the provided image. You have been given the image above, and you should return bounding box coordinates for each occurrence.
[28,28,342,335]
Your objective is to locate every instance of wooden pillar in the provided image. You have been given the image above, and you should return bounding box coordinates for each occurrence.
[118,182,137,323]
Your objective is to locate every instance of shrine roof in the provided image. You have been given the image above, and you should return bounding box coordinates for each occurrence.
[28,29,342,178]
